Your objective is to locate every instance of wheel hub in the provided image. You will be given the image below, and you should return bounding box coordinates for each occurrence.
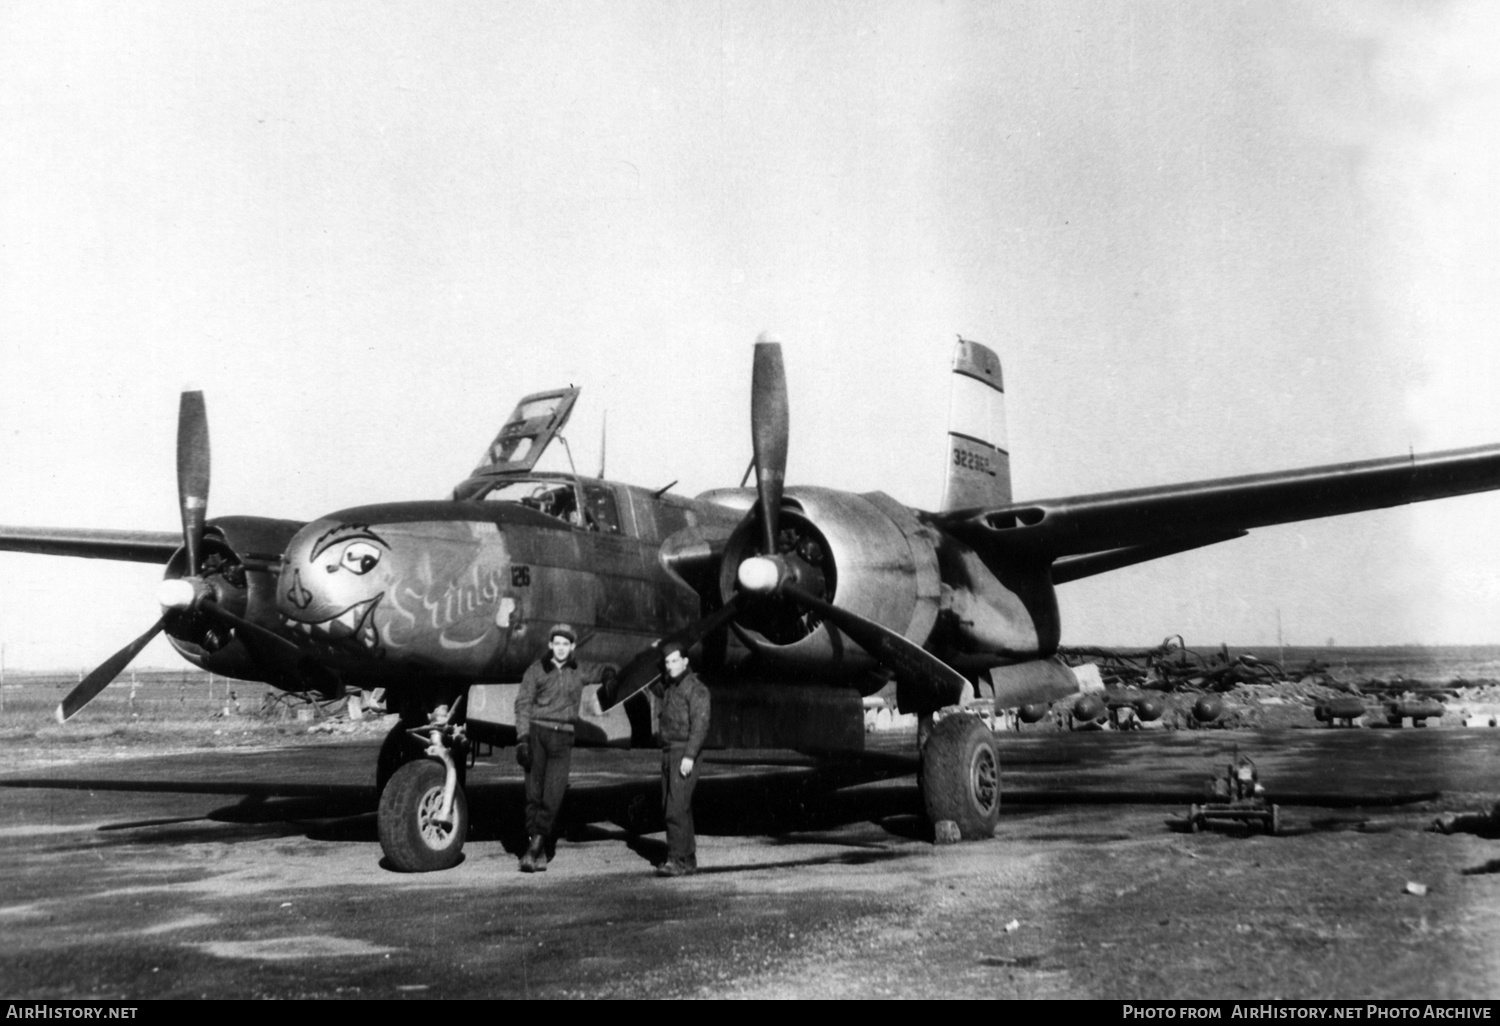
[417,785,457,846]
[970,743,999,815]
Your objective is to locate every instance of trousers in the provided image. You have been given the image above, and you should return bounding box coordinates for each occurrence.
[525,724,574,840]
[661,745,699,866]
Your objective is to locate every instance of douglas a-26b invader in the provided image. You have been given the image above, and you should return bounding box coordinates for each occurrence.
[5,338,1500,871]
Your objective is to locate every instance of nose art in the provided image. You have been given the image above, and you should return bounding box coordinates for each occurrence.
[284,568,313,611]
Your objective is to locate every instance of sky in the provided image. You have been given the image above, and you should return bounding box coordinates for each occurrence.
[1,1,1498,669]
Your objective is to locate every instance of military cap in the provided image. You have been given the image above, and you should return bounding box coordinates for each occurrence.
[548,623,577,643]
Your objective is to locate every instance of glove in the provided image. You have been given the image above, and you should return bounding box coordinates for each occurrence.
[516,741,533,771]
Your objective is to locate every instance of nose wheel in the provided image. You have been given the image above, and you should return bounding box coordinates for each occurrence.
[378,759,470,872]
[376,701,470,872]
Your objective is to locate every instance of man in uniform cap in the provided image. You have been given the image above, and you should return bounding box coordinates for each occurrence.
[514,623,614,872]
[651,639,711,877]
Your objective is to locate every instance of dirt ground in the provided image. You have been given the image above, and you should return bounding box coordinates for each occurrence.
[5,712,1500,1000]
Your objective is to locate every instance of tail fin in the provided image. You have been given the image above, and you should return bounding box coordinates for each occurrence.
[940,338,1011,511]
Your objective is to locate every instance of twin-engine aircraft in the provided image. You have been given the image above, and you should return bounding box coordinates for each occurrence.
[5,338,1500,871]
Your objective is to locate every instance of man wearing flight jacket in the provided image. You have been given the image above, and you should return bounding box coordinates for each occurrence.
[652,640,711,877]
[514,623,613,873]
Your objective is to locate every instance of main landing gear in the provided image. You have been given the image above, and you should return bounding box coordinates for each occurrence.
[919,712,1001,841]
[376,701,471,872]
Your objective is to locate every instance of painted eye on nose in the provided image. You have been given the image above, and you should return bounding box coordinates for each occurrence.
[340,541,382,575]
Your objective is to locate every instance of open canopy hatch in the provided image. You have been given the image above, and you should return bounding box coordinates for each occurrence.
[469,387,580,477]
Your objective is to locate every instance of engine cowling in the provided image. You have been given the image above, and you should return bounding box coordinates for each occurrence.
[716,487,942,680]
[165,515,304,684]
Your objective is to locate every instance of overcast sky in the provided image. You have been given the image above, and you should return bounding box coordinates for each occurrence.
[1,1,1497,669]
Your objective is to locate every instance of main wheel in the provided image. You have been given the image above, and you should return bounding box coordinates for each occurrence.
[920,714,1001,840]
[378,759,469,872]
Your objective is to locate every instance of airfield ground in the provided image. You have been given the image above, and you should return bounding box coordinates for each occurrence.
[5,669,1500,1000]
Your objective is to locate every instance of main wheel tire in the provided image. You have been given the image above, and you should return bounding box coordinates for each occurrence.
[378,759,469,872]
[920,714,1001,840]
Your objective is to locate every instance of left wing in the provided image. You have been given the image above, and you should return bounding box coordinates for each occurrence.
[934,443,1500,584]
[0,527,181,563]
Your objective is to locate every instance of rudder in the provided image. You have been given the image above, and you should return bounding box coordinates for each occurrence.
[941,338,1011,511]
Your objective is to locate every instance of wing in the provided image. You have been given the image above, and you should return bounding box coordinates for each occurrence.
[0,526,181,563]
[933,443,1500,584]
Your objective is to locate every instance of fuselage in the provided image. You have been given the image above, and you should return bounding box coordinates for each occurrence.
[271,474,733,688]
[171,472,1061,704]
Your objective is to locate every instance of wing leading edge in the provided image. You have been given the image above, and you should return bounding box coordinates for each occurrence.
[934,443,1500,584]
[0,527,182,564]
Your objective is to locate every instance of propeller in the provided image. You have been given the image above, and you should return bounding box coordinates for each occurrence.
[597,336,784,710]
[778,582,967,705]
[55,392,301,723]
[600,337,968,713]
[176,390,210,576]
[56,617,167,723]
[598,599,741,709]
[750,338,788,555]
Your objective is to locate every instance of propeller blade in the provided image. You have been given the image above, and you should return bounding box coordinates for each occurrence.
[197,600,305,663]
[176,390,211,575]
[780,582,969,711]
[56,617,167,722]
[751,338,788,555]
[598,598,741,711]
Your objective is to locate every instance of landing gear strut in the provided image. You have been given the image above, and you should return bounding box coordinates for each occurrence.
[377,700,471,872]
[919,712,1001,840]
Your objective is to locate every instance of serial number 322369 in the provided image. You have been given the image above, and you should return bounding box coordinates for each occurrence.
[952,448,992,474]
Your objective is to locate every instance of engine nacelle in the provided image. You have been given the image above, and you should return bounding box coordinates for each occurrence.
[165,515,304,686]
[718,487,942,680]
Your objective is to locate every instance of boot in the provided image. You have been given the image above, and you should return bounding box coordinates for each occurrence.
[521,834,547,873]
[520,835,544,873]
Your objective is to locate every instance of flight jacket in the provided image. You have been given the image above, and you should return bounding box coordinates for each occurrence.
[654,669,711,760]
[515,655,613,736]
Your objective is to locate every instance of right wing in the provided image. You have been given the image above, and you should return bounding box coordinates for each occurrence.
[933,443,1500,584]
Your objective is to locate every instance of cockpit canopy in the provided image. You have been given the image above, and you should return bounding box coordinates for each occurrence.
[456,475,623,534]
[454,385,624,533]
[469,387,580,477]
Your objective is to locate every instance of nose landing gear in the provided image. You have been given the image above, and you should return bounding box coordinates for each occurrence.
[377,701,471,872]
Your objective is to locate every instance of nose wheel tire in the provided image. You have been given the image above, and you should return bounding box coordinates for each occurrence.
[375,720,420,797]
[920,714,1001,840]
[378,758,469,872]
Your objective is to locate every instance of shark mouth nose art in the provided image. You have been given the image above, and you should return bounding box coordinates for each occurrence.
[283,595,383,653]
